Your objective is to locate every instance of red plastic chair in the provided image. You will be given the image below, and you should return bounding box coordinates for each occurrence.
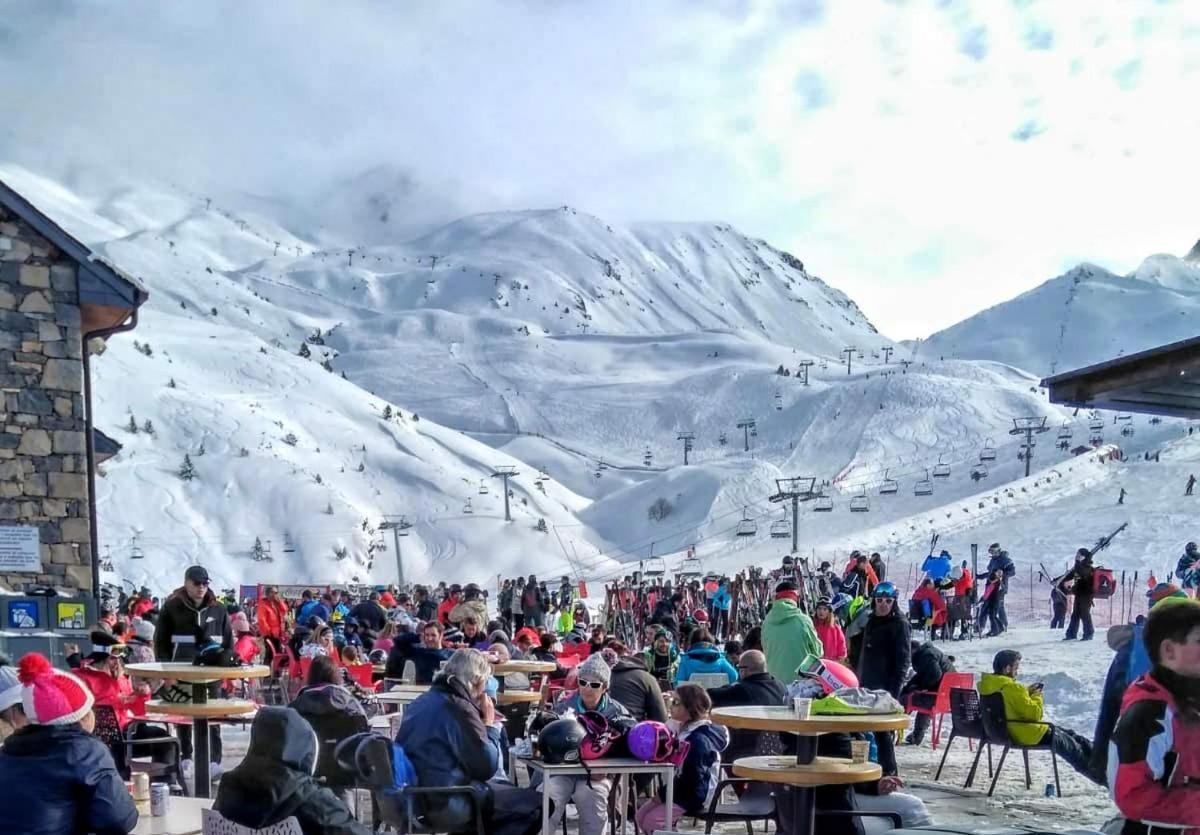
[907,671,975,750]
[345,663,375,688]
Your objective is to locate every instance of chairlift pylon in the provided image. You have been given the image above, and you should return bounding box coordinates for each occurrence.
[980,438,997,461]
[878,468,899,495]
[932,453,951,478]
[735,507,758,537]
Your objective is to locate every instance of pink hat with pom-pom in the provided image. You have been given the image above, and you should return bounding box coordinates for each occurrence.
[17,652,93,726]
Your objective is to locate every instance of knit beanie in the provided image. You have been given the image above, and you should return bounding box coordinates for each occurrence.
[0,665,20,712]
[17,653,93,726]
[230,611,251,635]
[577,653,612,686]
[1148,583,1188,606]
[131,617,155,643]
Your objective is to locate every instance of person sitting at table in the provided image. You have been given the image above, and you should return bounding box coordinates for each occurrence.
[302,624,342,663]
[532,632,569,680]
[674,627,738,686]
[406,621,455,684]
[457,615,490,650]
[643,627,679,686]
[397,648,542,835]
[634,683,729,834]
[231,611,260,665]
[545,653,631,835]
[0,652,139,835]
[214,705,370,835]
[372,621,399,655]
[706,650,787,760]
[609,641,669,723]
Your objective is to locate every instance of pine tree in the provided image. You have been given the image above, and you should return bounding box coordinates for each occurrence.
[325,502,334,515]
[382,405,392,420]
[167,378,176,388]
[321,358,333,372]
[127,415,139,434]
[239,447,249,457]
[197,442,206,457]
[142,419,154,436]
[282,433,298,446]
[314,473,323,484]
[412,413,419,422]
[298,343,311,359]
[356,462,365,472]
[179,454,196,481]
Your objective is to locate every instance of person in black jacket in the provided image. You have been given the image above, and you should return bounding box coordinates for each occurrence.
[291,656,369,791]
[0,652,138,835]
[386,621,452,684]
[984,544,1016,634]
[707,650,787,760]
[350,592,388,647]
[214,706,369,835]
[414,587,438,623]
[857,583,911,776]
[1063,548,1096,641]
[154,564,232,764]
[900,641,954,745]
[608,643,669,723]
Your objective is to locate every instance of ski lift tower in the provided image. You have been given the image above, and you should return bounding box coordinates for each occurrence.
[737,418,757,452]
[1010,416,1050,478]
[677,432,695,465]
[379,515,414,587]
[491,465,520,521]
[797,360,814,386]
[769,476,818,554]
[842,346,857,376]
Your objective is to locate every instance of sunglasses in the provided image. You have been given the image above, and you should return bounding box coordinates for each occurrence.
[579,680,605,690]
[873,597,894,603]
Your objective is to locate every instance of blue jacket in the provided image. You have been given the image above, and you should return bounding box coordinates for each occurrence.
[662,721,730,813]
[711,586,732,612]
[0,722,138,835]
[674,643,738,686]
[986,551,1016,592]
[921,553,952,582]
[396,676,502,832]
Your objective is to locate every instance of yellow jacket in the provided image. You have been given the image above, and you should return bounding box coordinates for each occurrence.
[977,673,1048,746]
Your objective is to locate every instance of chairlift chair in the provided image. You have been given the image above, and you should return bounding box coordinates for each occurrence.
[463,498,473,514]
[643,557,666,577]
[1057,422,1072,441]
[915,470,934,496]
[971,462,989,481]
[130,543,144,560]
[750,427,758,437]
[879,468,899,494]
[1121,425,1135,437]
[1117,413,1132,423]
[980,439,997,461]
[769,515,791,538]
[735,507,758,537]
[813,495,834,512]
[933,454,951,478]
[849,491,870,513]
[283,534,297,554]
[1089,416,1104,431]
[478,479,489,495]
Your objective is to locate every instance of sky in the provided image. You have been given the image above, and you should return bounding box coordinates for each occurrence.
[1,0,1199,339]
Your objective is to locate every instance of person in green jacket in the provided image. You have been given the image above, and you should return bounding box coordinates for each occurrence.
[977,649,1099,782]
[762,580,824,683]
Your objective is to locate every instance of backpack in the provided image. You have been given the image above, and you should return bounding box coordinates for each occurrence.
[1093,568,1116,599]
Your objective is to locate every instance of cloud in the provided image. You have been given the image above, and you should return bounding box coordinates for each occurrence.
[0,0,1198,340]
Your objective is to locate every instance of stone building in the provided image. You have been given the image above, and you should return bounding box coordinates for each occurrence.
[0,179,147,596]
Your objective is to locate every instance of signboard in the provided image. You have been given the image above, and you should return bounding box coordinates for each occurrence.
[7,600,39,629]
[0,525,41,572]
[56,602,86,629]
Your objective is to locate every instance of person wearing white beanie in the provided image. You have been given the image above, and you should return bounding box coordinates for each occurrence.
[0,653,138,834]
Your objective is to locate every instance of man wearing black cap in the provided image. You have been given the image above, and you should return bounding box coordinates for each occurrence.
[155,564,232,766]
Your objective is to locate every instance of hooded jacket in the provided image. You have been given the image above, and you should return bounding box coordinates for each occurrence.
[904,642,953,694]
[214,706,369,835]
[258,596,290,641]
[1110,670,1200,833]
[762,599,824,683]
[448,598,489,629]
[977,672,1046,746]
[0,723,138,835]
[674,642,738,687]
[814,618,848,662]
[609,656,669,722]
[986,551,1016,592]
[290,683,369,789]
[856,608,911,698]
[396,675,503,832]
[154,586,233,662]
[666,720,730,814]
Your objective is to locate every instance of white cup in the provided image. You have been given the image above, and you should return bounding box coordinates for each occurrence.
[792,697,812,720]
[850,739,870,764]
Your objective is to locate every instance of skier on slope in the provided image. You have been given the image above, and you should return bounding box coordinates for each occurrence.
[1175,541,1200,591]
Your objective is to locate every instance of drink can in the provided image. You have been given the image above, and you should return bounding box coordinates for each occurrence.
[133,772,150,800]
[1044,782,1056,798]
[151,783,170,817]
[124,780,135,797]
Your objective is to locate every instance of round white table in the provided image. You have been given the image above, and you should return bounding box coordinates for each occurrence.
[131,796,213,834]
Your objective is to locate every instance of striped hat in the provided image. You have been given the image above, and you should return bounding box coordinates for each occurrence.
[17,652,93,726]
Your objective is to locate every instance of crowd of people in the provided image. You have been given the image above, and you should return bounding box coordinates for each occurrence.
[0,546,1197,834]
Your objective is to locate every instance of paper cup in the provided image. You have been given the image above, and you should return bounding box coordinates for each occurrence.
[850,739,870,764]
[792,697,812,720]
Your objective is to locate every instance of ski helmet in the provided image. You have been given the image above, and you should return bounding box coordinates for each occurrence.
[539,717,586,765]
[796,653,859,695]
[628,720,684,763]
[872,581,898,599]
[692,608,709,623]
[578,711,621,761]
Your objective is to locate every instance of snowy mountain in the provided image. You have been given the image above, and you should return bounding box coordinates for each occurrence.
[4,163,1166,594]
[912,249,1200,376]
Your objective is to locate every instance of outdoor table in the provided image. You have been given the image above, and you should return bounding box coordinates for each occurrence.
[128,662,268,799]
[492,660,557,674]
[515,755,675,835]
[131,795,213,834]
[496,689,542,706]
[711,706,909,835]
[376,684,430,704]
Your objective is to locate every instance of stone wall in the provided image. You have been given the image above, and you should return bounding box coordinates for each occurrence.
[0,202,92,593]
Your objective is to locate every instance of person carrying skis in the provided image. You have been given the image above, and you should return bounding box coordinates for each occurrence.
[1062,548,1096,641]
[1176,541,1200,591]
[1049,570,1071,630]
[982,543,1016,635]
[841,552,877,598]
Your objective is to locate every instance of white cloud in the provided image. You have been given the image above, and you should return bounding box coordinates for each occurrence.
[1,0,1198,339]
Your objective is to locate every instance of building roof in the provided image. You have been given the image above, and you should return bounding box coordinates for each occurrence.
[0,177,148,311]
[1041,334,1200,419]
[92,428,122,464]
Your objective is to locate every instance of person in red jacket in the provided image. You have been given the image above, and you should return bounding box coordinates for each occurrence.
[813,597,847,662]
[911,579,949,638]
[437,584,462,626]
[257,586,290,659]
[1111,599,1200,831]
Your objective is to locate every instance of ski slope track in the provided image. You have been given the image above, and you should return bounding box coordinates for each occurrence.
[0,163,1192,594]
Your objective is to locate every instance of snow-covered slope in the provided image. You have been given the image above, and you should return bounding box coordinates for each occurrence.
[912,251,1200,376]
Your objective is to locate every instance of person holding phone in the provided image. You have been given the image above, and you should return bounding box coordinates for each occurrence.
[979,650,1101,783]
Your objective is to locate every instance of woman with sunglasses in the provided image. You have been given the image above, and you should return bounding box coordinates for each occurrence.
[545,653,629,835]
[856,582,911,777]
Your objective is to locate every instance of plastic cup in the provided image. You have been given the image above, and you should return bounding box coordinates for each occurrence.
[850,740,870,764]
[792,697,812,720]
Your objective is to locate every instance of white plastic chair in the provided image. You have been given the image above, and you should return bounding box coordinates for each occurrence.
[202,808,302,835]
[688,673,731,690]
[401,659,417,684]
